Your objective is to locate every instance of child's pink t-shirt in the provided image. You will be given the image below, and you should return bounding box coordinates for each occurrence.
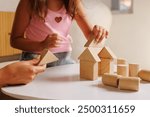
[25,6,72,53]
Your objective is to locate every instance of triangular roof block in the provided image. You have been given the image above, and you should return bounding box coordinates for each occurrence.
[84,34,105,48]
[78,47,101,62]
[98,46,117,59]
[38,49,58,65]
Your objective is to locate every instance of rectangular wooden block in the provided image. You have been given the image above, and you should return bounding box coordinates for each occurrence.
[117,64,128,77]
[118,77,140,91]
[102,73,120,87]
[80,61,98,80]
[98,59,114,76]
[129,64,139,77]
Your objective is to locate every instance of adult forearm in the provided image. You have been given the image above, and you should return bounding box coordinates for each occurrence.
[0,69,7,87]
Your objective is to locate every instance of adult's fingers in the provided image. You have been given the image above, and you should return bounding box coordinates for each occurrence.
[34,65,46,74]
[27,59,40,65]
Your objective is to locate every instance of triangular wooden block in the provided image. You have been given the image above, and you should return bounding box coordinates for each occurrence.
[84,34,106,48]
[98,46,117,59]
[38,49,58,65]
[78,47,100,62]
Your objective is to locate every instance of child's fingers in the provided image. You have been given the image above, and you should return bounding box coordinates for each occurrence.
[98,31,106,43]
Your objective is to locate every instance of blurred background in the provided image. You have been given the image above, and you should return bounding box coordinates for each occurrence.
[0,0,150,69]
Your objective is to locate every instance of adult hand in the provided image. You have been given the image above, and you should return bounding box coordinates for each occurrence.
[41,33,62,49]
[92,25,108,43]
[0,59,46,86]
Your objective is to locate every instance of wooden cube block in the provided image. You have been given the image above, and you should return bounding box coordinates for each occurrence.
[138,70,150,81]
[102,73,120,87]
[80,61,98,80]
[117,64,128,77]
[118,77,140,91]
[98,59,114,76]
[129,64,139,77]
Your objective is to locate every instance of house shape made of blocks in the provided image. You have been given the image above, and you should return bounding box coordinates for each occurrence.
[78,47,101,80]
[98,46,117,76]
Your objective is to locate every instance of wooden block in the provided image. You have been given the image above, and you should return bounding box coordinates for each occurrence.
[38,49,58,65]
[138,69,150,81]
[117,64,128,77]
[78,47,100,62]
[129,64,139,77]
[80,61,98,80]
[84,34,105,48]
[118,77,140,91]
[98,46,117,59]
[102,73,120,87]
[98,58,114,76]
[117,58,127,64]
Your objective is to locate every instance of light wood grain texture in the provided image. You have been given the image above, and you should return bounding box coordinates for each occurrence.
[0,11,21,57]
[117,64,128,77]
[98,58,114,76]
[80,61,98,80]
[117,58,127,64]
[102,73,120,87]
[138,70,150,81]
[79,47,100,80]
[78,47,100,62]
[118,77,140,91]
[129,64,139,77]
[98,46,117,59]
[38,49,58,65]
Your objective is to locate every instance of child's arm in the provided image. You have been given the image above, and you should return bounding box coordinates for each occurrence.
[74,0,108,43]
[10,0,41,51]
[10,0,61,52]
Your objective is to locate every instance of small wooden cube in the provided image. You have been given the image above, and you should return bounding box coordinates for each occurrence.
[102,73,120,87]
[98,59,114,76]
[118,77,140,91]
[80,61,99,80]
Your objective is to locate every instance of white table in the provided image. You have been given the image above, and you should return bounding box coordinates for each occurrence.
[1,64,150,100]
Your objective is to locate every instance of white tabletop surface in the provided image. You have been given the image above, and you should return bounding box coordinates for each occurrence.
[1,64,150,100]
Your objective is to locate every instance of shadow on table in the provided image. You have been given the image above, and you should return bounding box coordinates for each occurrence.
[91,83,138,93]
[43,75,90,82]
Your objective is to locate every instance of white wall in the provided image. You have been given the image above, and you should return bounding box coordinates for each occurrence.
[0,0,19,12]
[104,0,150,69]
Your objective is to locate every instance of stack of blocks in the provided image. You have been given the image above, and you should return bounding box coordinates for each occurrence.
[78,36,150,91]
[103,58,141,91]
[78,36,117,81]
[78,48,100,80]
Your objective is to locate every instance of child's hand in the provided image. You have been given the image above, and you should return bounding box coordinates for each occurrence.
[41,33,62,49]
[92,25,108,43]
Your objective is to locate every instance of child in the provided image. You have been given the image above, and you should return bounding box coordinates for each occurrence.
[10,0,108,67]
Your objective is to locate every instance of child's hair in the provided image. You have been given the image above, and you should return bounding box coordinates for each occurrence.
[29,0,77,19]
